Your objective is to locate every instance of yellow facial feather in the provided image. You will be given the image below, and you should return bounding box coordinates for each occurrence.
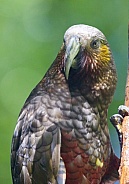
[99,44,111,63]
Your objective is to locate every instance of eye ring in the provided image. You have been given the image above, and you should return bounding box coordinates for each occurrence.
[90,39,100,49]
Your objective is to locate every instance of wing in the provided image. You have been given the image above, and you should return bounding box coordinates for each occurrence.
[11,94,66,184]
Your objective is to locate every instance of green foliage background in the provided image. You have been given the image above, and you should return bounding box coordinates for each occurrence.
[0,0,127,183]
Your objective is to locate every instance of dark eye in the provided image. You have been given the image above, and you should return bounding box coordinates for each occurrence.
[90,39,100,49]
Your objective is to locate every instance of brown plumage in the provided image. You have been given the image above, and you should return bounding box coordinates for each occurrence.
[11,24,119,184]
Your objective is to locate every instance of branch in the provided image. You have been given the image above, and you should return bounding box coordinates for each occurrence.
[119,24,129,184]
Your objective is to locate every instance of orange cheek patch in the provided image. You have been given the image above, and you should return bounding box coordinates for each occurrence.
[99,44,111,63]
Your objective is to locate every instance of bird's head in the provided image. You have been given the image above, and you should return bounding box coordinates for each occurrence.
[63,24,114,82]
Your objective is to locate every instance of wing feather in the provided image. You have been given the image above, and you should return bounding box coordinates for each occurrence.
[11,95,62,184]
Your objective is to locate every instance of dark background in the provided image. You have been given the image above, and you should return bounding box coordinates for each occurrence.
[0,0,127,183]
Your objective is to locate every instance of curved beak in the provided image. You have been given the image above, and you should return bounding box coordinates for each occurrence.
[64,36,80,80]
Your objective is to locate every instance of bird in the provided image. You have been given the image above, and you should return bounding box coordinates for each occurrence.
[11,24,120,184]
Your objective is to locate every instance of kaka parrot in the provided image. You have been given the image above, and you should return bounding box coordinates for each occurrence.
[11,24,119,184]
